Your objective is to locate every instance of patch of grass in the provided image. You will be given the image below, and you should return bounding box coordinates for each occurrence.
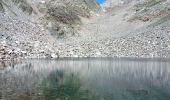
[46,0,98,24]
[0,0,4,12]
[47,6,81,25]
[150,14,170,26]
[12,0,33,14]
[44,0,98,38]
[134,0,162,13]
[0,0,17,16]
[144,0,161,7]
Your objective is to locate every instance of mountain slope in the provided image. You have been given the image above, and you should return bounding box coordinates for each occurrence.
[0,0,170,62]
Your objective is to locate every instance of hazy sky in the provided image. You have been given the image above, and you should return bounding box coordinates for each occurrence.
[96,0,105,4]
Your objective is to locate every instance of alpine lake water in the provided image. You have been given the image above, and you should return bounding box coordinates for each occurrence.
[0,58,170,100]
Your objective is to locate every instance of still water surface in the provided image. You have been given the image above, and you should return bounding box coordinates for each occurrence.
[0,58,170,100]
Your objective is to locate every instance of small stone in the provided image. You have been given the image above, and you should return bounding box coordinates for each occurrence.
[21,51,27,54]
[96,51,101,56]
[51,53,58,58]
[15,41,20,44]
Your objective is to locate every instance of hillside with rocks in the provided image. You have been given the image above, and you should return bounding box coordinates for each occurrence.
[0,0,99,61]
[0,0,170,62]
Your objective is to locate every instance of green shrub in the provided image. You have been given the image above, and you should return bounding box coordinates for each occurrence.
[0,0,4,12]
[144,0,161,7]
[12,0,33,14]
[44,0,98,37]
[47,6,80,24]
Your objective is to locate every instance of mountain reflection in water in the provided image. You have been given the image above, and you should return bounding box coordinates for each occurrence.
[0,58,170,100]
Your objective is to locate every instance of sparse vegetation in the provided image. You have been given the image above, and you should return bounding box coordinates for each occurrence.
[0,0,4,12]
[47,6,81,24]
[144,0,161,7]
[43,0,98,37]
[0,0,98,38]
[128,0,170,22]
[151,13,170,26]
[12,0,33,14]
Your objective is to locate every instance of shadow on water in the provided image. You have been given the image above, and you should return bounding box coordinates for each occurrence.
[0,58,170,100]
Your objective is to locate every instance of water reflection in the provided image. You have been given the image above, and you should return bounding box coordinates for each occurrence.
[41,70,98,100]
[0,58,170,100]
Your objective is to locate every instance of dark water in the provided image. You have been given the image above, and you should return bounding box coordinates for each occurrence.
[0,58,170,100]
